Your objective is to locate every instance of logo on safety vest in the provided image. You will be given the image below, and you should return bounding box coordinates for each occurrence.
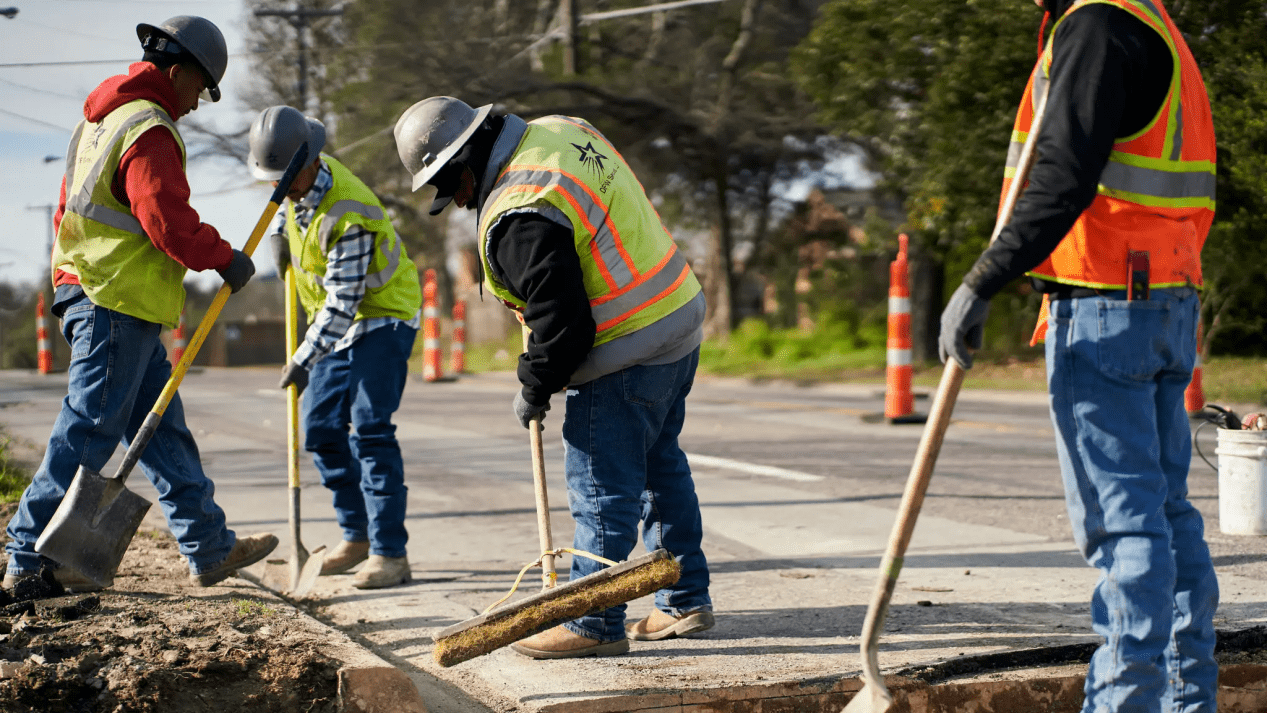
[571,141,607,173]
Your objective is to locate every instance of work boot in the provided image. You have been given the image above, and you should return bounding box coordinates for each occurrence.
[320,539,370,576]
[350,555,411,589]
[510,625,629,659]
[3,566,107,594]
[626,608,715,641]
[189,533,279,587]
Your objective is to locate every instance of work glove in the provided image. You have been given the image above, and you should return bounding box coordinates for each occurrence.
[938,283,991,370]
[513,391,550,429]
[279,361,309,397]
[269,232,291,277]
[217,249,256,294]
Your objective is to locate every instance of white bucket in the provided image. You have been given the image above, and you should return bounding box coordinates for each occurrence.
[1215,428,1267,536]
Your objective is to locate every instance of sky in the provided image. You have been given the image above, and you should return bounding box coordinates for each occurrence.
[0,0,876,291]
[0,0,270,290]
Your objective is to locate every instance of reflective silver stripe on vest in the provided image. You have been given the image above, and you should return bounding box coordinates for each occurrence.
[1099,160,1215,199]
[1006,140,1024,170]
[365,236,402,290]
[487,168,634,287]
[65,108,177,235]
[63,122,85,191]
[317,199,386,252]
[589,245,690,328]
[1169,97,1184,161]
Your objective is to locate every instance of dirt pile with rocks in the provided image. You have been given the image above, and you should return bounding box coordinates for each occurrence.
[0,503,341,713]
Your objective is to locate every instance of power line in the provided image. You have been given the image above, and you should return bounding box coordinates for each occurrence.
[0,106,73,132]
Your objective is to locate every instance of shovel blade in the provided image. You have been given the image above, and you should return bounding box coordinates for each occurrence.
[35,465,152,587]
[842,682,893,713]
[290,545,326,598]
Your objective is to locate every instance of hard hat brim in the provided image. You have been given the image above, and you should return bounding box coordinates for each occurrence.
[409,103,493,192]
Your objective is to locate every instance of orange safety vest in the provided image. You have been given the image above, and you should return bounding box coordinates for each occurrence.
[1007,0,1216,344]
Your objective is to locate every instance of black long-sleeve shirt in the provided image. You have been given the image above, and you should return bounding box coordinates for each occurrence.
[963,3,1173,299]
[487,213,596,407]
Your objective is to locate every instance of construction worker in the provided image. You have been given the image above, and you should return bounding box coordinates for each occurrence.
[249,106,422,590]
[394,97,714,658]
[940,1,1218,711]
[3,16,279,592]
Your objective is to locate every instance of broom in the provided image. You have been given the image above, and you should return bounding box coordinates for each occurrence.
[432,326,681,667]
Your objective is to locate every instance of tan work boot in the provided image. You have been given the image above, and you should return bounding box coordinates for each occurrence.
[350,555,411,589]
[626,608,715,641]
[320,539,370,576]
[3,567,107,594]
[190,533,279,587]
[510,625,629,659]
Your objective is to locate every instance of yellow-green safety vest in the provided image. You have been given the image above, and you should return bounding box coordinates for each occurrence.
[53,99,188,327]
[477,116,701,346]
[287,155,421,322]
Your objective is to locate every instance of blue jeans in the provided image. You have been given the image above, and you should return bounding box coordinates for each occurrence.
[303,323,415,558]
[560,347,711,642]
[5,295,236,576]
[1046,289,1218,713]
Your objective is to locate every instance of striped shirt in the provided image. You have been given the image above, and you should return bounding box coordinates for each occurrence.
[271,160,421,369]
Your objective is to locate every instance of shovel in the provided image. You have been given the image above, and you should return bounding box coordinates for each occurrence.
[843,85,1050,713]
[284,266,325,596]
[35,144,312,587]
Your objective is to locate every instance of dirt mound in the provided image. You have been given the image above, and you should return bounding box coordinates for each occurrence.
[0,506,341,713]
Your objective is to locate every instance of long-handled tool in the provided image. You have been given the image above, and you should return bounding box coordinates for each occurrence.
[35,145,311,587]
[430,325,681,667]
[843,86,1050,713]
[285,267,326,596]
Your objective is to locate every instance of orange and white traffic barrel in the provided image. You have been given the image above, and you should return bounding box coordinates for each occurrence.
[1185,316,1205,415]
[423,269,443,382]
[450,300,466,375]
[885,234,923,424]
[36,292,52,375]
[171,309,187,365]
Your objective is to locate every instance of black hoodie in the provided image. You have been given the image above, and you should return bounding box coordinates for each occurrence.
[963,0,1174,299]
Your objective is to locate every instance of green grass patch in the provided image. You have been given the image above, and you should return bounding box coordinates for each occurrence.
[1201,357,1267,407]
[0,430,31,504]
[699,318,887,381]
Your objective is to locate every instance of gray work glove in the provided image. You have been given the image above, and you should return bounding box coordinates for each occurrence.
[938,283,991,370]
[513,391,549,429]
[269,232,291,277]
[217,249,256,294]
[279,361,309,397]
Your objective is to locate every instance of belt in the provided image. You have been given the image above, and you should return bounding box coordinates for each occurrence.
[1046,286,1196,300]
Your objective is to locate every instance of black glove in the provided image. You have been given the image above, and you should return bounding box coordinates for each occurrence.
[513,391,549,429]
[279,361,309,397]
[269,233,291,277]
[938,283,991,370]
[217,249,256,294]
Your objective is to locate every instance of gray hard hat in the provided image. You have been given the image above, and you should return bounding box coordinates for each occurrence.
[137,16,228,102]
[248,106,326,181]
[394,97,492,192]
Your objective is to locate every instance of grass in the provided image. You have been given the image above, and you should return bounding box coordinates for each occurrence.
[232,598,275,617]
[0,430,31,505]
[413,319,1267,409]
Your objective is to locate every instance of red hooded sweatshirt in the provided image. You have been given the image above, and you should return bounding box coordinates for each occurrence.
[53,62,233,287]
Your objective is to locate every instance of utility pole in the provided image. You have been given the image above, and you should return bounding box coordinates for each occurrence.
[253,4,344,112]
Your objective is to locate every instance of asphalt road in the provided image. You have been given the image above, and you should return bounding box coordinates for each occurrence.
[1,366,1264,712]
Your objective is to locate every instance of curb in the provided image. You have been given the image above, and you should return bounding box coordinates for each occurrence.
[236,568,430,713]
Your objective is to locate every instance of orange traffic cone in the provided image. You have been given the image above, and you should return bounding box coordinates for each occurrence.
[423,269,443,382]
[450,300,466,375]
[1185,317,1205,415]
[36,292,52,375]
[171,309,187,365]
[886,234,925,424]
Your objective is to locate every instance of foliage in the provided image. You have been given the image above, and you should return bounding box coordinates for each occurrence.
[698,316,887,379]
[0,430,31,504]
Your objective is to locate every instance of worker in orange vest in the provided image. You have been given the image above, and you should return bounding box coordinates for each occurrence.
[939,1,1218,711]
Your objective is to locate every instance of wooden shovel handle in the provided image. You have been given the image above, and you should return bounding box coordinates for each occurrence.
[523,324,556,589]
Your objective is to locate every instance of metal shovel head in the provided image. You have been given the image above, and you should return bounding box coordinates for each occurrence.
[290,545,326,598]
[842,682,893,713]
[35,465,153,587]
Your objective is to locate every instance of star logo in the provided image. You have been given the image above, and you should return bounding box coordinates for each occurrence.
[88,125,107,150]
[572,141,607,173]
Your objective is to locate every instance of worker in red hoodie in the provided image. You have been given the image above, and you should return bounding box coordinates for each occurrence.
[2,16,278,593]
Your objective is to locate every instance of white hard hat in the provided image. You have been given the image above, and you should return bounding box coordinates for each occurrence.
[393,97,492,191]
[248,106,326,181]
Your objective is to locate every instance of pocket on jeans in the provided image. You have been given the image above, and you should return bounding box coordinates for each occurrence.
[622,363,676,407]
[65,306,96,360]
[1096,300,1168,380]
